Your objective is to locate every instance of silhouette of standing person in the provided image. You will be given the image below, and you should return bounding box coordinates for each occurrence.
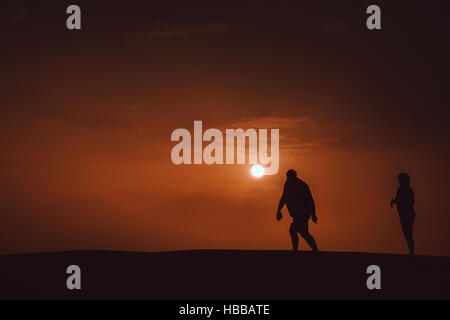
[277,169,319,252]
[390,172,416,256]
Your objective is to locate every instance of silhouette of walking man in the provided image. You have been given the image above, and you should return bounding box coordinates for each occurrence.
[277,169,319,252]
[390,172,416,255]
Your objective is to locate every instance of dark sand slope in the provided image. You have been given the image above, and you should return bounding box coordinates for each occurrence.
[0,250,449,299]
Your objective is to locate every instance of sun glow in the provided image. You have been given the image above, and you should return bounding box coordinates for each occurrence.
[251,165,264,178]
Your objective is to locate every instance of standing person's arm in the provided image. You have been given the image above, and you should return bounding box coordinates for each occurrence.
[391,188,399,207]
[276,185,286,221]
[307,187,318,223]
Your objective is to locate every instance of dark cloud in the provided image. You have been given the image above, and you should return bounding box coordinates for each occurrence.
[322,20,349,34]
[136,21,229,39]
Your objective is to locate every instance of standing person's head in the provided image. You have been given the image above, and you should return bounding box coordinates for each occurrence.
[286,169,297,182]
[397,172,410,187]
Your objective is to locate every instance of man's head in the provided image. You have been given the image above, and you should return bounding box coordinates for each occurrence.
[397,172,410,186]
[286,169,297,181]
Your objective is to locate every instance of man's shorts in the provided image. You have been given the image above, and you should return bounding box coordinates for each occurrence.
[289,215,310,234]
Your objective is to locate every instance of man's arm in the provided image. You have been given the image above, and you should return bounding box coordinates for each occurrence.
[276,186,286,221]
[307,186,317,223]
[391,188,399,208]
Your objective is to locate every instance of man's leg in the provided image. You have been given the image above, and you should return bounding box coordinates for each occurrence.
[289,223,299,252]
[299,221,319,252]
[401,214,415,256]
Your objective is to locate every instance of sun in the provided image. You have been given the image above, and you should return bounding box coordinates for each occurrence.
[251,165,264,178]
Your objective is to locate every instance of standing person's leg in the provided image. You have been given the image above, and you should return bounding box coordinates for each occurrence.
[406,214,415,255]
[400,213,415,255]
[289,223,299,252]
[298,219,319,252]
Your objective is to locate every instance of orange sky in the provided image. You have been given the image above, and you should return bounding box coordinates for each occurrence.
[1,0,449,256]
